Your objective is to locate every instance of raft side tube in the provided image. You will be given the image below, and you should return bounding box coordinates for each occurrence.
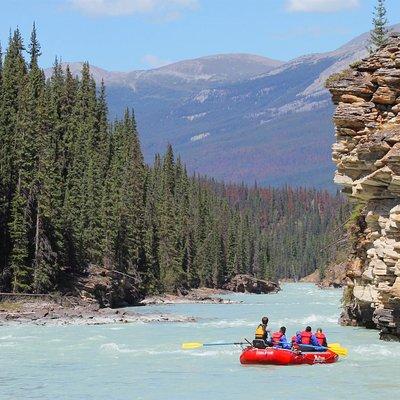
[240,346,338,365]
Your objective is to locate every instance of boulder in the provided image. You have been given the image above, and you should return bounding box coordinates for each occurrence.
[300,269,320,284]
[301,263,350,288]
[77,265,143,308]
[223,274,280,294]
[372,86,398,105]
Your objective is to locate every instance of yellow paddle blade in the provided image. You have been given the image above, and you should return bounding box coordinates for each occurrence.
[328,344,348,357]
[181,342,203,350]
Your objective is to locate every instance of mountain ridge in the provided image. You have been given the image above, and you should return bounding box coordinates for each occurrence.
[46,53,284,86]
[46,24,400,188]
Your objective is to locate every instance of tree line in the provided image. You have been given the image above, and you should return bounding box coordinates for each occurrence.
[0,27,349,298]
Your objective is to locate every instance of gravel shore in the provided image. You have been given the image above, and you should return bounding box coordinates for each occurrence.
[0,296,196,326]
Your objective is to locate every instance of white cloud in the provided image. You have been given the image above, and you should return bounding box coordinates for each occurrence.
[68,0,198,17]
[286,0,359,13]
[141,54,171,68]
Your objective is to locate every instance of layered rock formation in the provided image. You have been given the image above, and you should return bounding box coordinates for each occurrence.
[327,33,400,340]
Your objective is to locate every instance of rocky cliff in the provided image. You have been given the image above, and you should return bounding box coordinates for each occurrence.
[327,33,400,340]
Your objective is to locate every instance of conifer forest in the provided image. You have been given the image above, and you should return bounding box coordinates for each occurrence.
[0,27,350,299]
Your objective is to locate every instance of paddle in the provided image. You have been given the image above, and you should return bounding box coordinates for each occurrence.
[182,341,245,350]
[298,343,348,356]
[327,343,348,356]
[182,341,348,356]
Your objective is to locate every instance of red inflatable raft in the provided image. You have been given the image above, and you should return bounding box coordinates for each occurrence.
[240,347,338,366]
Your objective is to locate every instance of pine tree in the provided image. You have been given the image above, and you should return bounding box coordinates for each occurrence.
[33,82,64,292]
[225,214,237,279]
[0,26,352,298]
[83,79,109,262]
[212,233,226,287]
[120,110,146,275]
[157,145,185,292]
[28,23,41,69]
[0,41,4,284]
[101,110,146,299]
[63,62,97,270]
[143,168,160,293]
[369,0,389,52]
[0,41,3,88]
[0,29,27,290]
[9,25,44,292]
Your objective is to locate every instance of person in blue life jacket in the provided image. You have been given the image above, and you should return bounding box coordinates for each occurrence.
[296,326,320,347]
[271,326,291,350]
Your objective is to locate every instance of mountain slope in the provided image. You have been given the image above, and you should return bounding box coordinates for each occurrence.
[50,53,283,87]
[50,25,400,188]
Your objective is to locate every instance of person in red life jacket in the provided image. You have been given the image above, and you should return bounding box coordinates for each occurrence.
[296,326,320,347]
[315,328,328,347]
[291,331,300,345]
[271,326,291,349]
[291,331,301,351]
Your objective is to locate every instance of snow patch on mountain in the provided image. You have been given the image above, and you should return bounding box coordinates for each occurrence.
[183,112,207,121]
[190,132,210,142]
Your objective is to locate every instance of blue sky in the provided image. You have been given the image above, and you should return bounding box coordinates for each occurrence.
[1,0,400,71]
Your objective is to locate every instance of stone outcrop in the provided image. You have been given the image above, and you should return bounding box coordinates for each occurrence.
[300,262,349,288]
[141,288,236,305]
[76,265,143,308]
[223,274,280,294]
[327,33,400,340]
[300,269,320,284]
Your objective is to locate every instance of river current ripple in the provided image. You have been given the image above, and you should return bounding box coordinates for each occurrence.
[1,283,399,400]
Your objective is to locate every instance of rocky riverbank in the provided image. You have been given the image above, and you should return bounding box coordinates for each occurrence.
[124,275,281,305]
[0,295,195,326]
[0,274,280,326]
[141,288,236,305]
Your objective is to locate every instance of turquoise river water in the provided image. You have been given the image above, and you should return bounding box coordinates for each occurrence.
[1,283,400,400]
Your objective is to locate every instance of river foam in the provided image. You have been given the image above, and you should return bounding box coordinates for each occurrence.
[2,283,399,400]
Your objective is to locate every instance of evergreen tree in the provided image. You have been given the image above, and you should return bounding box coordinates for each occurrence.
[0,29,27,290]
[369,0,389,52]
[33,83,64,292]
[157,145,185,292]
[101,110,146,298]
[9,25,45,292]
[0,41,4,284]
[0,26,351,299]
[143,168,160,293]
[63,62,97,270]
[28,23,41,69]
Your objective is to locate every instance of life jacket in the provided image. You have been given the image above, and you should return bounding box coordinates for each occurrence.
[315,332,326,346]
[272,331,283,345]
[255,324,266,340]
[291,335,297,344]
[300,331,312,345]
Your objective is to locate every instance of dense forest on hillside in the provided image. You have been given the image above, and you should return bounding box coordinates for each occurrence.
[0,27,349,301]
